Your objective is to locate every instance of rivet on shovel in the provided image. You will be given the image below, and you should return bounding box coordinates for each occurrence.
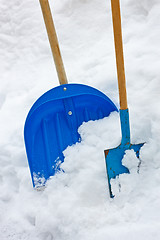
[68,111,72,116]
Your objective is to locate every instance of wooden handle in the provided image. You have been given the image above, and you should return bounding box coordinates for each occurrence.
[39,0,68,85]
[111,0,127,110]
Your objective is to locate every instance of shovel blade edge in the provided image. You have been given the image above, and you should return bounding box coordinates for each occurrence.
[105,142,144,198]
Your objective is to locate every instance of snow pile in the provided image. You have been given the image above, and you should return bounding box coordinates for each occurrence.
[0,0,160,239]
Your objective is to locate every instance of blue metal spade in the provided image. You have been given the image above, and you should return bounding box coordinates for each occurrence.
[104,0,145,198]
[24,0,117,188]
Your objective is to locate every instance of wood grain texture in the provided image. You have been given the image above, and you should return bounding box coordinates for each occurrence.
[111,0,128,110]
[40,0,68,85]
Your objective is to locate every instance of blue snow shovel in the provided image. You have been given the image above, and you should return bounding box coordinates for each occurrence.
[104,0,145,198]
[24,0,118,188]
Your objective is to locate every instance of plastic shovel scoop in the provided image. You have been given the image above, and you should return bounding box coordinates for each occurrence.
[24,0,117,188]
[104,0,145,198]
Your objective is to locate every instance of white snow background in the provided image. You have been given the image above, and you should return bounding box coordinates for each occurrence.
[0,0,160,239]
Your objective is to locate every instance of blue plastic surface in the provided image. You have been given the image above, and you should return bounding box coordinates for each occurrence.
[24,83,118,187]
[105,109,144,198]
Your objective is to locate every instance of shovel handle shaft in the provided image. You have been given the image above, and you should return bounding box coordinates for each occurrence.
[111,0,127,110]
[39,0,68,85]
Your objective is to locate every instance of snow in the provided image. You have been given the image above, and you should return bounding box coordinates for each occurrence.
[0,0,160,239]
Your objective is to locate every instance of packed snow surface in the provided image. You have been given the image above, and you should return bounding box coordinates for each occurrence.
[0,0,160,239]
